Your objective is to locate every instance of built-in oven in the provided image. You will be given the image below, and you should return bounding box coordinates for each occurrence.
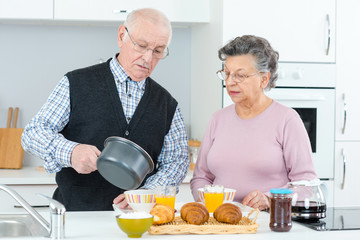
[264,88,335,179]
[222,63,336,180]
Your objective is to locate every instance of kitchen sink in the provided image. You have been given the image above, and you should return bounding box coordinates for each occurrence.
[0,184,66,238]
[0,214,48,237]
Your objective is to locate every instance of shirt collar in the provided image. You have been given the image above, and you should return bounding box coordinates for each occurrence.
[110,54,147,89]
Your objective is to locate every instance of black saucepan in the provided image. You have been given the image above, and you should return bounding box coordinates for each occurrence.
[97,136,154,190]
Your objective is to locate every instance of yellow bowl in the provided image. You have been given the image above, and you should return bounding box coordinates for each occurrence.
[116,215,153,238]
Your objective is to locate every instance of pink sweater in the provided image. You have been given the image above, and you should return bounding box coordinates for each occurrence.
[190,101,317,202]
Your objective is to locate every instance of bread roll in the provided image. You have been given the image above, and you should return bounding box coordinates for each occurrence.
[150,203,175,225]
[213,203,242,224]
[180,202,209,225]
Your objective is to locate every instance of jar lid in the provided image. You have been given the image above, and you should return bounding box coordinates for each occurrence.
[270,188,293,194]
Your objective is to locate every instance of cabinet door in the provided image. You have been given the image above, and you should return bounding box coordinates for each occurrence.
[334,142,360,207]
[0,185,57,212]
[222,0,335,63]
[335,0,360,141]
[54,0,209,23]
[0,0,53,19]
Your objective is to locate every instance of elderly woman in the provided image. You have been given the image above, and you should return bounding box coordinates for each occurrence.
[190,35,317,211]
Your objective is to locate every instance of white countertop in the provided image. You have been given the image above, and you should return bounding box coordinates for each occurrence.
[0,166,56,185]
[3,168,358,239]
[0,166,193,185]
[2,209,360,240]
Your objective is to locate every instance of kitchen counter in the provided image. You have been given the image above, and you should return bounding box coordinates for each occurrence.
[0,166,193,185]
[2,208,360,240]
[0,167,194,210]
[0,166,55,185]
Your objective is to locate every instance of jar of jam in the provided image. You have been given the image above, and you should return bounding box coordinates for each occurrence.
[269,188,293,232]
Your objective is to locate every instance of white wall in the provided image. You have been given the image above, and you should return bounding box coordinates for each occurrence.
[0,23,191,166]
[190,0,223,141]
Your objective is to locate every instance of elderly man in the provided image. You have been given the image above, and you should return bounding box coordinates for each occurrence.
[22,8,189,211]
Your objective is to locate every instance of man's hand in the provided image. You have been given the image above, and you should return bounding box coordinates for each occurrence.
[71,144,101,174]
[113,194,129,209]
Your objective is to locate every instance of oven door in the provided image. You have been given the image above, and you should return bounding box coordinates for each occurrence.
[222,87,335,179]
[265,88,335,179]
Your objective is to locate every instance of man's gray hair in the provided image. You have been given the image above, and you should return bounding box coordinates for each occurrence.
[124,8,172,46]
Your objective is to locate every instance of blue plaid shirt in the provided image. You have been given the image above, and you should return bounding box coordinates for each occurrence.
[22,56,189,189]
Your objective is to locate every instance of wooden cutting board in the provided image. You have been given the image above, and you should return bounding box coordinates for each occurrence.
[0,107,24,169]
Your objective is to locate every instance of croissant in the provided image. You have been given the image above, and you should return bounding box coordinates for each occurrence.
[213,203,242,224]
[150,203,175,225]
[180,202,209,225]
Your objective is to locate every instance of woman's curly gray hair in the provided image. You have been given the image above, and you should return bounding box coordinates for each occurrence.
[218,35,279,90]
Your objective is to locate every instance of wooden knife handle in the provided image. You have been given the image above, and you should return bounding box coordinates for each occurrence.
[6,107,13,128]
[13,107,19,128]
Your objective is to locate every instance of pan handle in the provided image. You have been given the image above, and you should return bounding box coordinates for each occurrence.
[13,107,19,128]
[6,107,13,128]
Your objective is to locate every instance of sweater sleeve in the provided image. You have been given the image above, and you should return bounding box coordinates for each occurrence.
[282,111,318,182]
[190,116,216,201]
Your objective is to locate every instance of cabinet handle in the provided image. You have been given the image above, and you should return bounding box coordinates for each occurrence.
[342,93,347,134]
[113,9,131,14]
[341,148,346,190]
[325,14,331,55]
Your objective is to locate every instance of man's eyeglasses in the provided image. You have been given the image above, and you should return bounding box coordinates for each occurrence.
[125,27,169,59]
[216,69,260,84]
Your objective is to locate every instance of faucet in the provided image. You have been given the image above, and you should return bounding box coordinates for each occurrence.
[0,184,66,239]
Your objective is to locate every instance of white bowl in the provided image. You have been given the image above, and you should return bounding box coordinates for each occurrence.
[124,190,156,203]
[128,202,156,213]
[124,189,156,213]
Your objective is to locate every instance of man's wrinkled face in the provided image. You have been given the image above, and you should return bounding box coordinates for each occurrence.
[117,19,170,81]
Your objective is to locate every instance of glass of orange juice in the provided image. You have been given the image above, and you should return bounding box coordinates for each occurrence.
[204,185,224,213]
[155,185,176,210]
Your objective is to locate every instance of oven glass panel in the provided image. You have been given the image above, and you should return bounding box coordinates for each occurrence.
[293,108,316,153]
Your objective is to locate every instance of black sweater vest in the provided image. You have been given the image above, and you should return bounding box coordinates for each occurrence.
[53,59,177,211]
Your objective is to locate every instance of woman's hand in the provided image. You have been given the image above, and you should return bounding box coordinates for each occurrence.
[242,190,270,211]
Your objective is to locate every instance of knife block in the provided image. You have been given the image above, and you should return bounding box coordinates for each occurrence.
[0,128,24,169]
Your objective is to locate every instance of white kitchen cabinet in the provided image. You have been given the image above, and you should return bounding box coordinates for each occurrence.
[0,0,53,19]
[54,0,209,24]
[222,0,336,63]
[334,143,360,207]
[0,184,57,212]
[0,167,57,212]
[333,0,360,208]
[335,0,360,141]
